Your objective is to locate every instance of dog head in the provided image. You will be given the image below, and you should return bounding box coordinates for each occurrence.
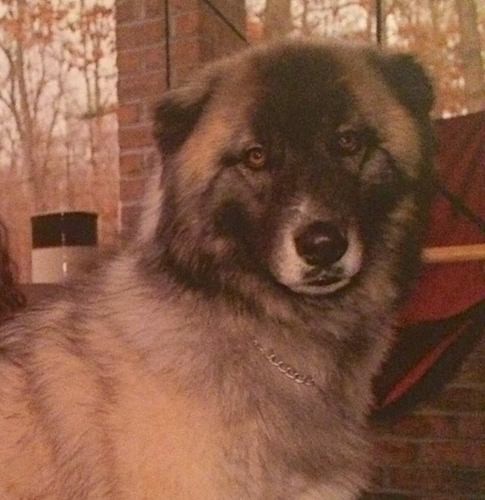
[147,40,434,297]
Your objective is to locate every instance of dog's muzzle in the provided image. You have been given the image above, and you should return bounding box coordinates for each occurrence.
[270,219,363,296]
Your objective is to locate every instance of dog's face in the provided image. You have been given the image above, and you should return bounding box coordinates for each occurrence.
[150,41,434,297]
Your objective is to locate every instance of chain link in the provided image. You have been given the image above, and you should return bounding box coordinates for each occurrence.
[251,338,316,387]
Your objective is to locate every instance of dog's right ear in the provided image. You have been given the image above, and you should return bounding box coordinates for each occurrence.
[374,52,435,118]
[154,76,216,157]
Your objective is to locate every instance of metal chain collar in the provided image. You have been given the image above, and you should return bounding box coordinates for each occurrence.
[251,337,316,387]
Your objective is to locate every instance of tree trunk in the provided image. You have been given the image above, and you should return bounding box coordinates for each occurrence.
[455,0,484,113]
[79,0,94,115]
[15,0,43,208]
[265,0,292,39]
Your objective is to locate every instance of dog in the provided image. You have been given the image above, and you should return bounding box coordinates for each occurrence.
[0,39,434,499]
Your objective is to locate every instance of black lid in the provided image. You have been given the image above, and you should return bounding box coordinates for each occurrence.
[32,212,98,248]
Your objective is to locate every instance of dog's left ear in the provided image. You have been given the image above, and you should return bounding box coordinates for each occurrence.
[375,53,435,117]
[154,75,216,157]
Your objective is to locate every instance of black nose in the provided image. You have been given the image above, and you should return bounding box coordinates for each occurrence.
[295,222,348,267]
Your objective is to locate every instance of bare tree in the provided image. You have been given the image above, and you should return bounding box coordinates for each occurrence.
[63,0,116,182]
[264,0,293,38]
[74,0,116,118]
[266,0,374,40]
[455,0,484,113]
[0,0,68,208]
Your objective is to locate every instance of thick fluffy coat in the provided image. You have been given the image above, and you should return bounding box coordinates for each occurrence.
[0,40,434,499]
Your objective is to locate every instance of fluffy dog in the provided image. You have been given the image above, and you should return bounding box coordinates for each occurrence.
[0,39,434,499]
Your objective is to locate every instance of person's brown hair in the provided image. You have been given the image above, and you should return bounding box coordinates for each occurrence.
[0,221,26,321]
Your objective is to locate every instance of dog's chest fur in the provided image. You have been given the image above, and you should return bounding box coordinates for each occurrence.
[94,275,378,499]
[104,354,368,499]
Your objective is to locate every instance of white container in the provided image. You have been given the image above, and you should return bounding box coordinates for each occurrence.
[31,212,98,284]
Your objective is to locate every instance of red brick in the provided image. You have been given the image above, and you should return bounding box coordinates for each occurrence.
[171,38,200,65]
[428,387,485,412]
[144,46,165,70]
[390,414,456,439]
[119,153,145,176]
[169,0,198,13]
[117,21,163,50]
[119,125,154,150]
[145,0,164,17]
[457,415,485,438]
[117,49,144,75]
[120,177,148,203]
[118,71,166,102]
[173,11,200,37]
[387,466,485,494]
[117,103,141,125]
[116,1,141,23]
[421,442,485,468]
[375,439,418,466]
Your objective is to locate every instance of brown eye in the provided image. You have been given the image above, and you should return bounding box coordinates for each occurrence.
[244,145,267,170]
[334,130,362,156]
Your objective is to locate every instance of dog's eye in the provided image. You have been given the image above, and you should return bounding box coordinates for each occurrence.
[244,145,267,170]
[333,130,362,156]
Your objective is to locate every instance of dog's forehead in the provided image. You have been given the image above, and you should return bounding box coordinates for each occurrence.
[256,46,347,100]
[250,48,356,142]
[231,45,353,123]
[216,42,422,172]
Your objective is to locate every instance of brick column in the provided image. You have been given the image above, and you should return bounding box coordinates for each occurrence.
[116,0,168,236]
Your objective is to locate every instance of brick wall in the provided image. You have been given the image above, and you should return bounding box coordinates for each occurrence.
[115,3,484,496]
[369,334,485,498]
[116,0,166,236]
